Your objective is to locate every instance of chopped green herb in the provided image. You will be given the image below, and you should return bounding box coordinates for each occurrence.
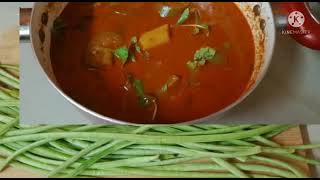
[186,47,216,71]
[194,47,216,62]
[133,79,152,107]
[198,59,206,66]
[133,79,145,97]
[160,84,168,93]
[114,47,129,64]
[177,8,190,25]
[130,36,142,53]
[160,75,180,93]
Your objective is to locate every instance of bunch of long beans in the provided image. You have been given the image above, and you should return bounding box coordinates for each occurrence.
[0,64,320,178]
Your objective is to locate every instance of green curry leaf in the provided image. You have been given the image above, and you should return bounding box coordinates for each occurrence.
[114,47,129,64]
[133,79,152,107]
[133,79,145,97]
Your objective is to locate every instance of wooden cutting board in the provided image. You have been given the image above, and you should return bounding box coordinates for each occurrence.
[0,126,315,178]
[0,26,19,65]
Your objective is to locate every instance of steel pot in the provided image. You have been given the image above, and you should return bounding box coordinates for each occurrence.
[21,2,319,124]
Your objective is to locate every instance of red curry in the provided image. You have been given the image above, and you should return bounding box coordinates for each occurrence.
[50,2,255,124]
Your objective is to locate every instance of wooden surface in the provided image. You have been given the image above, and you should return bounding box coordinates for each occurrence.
[0,26,19,65]
[0,126,315,178]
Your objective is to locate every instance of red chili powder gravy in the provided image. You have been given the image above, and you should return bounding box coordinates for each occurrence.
[50,2,255,124]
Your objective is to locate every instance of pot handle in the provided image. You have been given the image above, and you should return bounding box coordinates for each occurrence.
[20,8,32,43]
[277,2,320,50]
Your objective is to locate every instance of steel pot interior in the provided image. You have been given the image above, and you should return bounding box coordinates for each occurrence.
[30,2,275,124]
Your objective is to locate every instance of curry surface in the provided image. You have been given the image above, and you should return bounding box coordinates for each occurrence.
[50,2,255,124]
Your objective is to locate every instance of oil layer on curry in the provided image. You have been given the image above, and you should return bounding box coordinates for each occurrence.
[50,2,255,124]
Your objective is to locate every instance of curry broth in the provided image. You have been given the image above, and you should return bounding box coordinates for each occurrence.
[50,2,255,124]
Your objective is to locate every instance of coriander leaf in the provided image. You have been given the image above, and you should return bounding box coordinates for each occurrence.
[177,8,190,25]
[160,84,168,93]
[159,75,180,93]
[194,47,216,62]
[187,47,216,71]
[135,44,141,53]
[167,75,180,87]
[133,79,145,97]
[198,59,206,66]
[114,47,129,64]
[133,79,152,107]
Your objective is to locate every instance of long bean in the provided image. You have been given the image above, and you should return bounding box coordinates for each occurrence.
[0,138,59,171]
[65,125,154,177]
[1,156,280,178]
[211,157,249,178]
[48,140,80,156]
[277,153,320,165]
[250,155,307,178]
[0,68,19,83]
[5,125,67,137]
[0,64,19,71]
[48,139,109,177]
[0,125,283,144]
[7,142,72,161]
[143,162,296,178]
[128,144,262,158]
[0,117,18,137]
[1,145,159,171]
[252,136,281,147]
[0,74,19,89]
[174,125,253,135]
